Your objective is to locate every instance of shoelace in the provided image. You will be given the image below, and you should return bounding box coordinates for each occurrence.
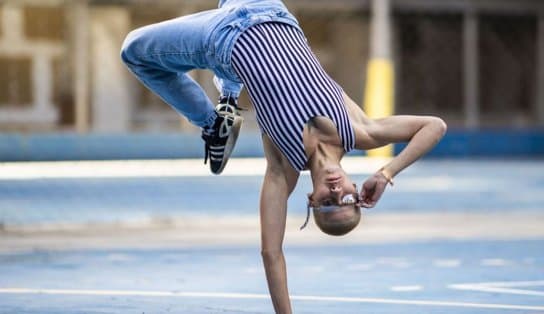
[217,114,234,138]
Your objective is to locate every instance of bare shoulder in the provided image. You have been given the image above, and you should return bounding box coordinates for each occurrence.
[341,92,379,149]
[343,93,370,125]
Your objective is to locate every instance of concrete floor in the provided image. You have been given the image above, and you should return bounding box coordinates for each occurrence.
[0,159,543,313]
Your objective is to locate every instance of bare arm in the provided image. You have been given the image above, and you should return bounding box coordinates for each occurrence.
[260,135,299,314]
[343,93,447,206]
[367,115,447,175]
[344,92,446,160]
[360,115,447,207]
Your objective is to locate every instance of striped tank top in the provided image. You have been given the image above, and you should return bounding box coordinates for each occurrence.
[231,22,355,171]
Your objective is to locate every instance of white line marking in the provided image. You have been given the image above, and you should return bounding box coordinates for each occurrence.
[433,259,461,268]
[483,281,544,288]
[481,259,510,267]
[0,159,266,179]
[390,285,423,292]
[449,280,544,297]
[0,157,387,180]
[1,288,543,311]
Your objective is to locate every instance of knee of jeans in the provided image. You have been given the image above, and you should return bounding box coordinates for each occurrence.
[120,29,147,67]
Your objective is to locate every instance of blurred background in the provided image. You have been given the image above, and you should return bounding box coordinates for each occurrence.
[0,3,543,312]
[0,0,543,161]
[0,0,543,231]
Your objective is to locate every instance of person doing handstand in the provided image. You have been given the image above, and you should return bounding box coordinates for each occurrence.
[121,0,447,312]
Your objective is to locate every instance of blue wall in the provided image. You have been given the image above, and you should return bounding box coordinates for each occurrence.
[0,130,543,161]
[395,129,544,158]
[0,133,264,162]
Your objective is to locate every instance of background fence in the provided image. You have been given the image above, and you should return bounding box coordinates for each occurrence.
[0,0,543,159]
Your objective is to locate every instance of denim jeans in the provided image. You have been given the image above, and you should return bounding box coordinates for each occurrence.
[120,0,299,128]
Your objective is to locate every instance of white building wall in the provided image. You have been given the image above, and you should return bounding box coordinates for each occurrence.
[0,3,61,125]
[90,6,132,132]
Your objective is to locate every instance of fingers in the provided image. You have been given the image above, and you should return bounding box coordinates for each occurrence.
[359,175,389,208]
[361,190,378,208]
[369,180,387,205]
[359,180,376,208]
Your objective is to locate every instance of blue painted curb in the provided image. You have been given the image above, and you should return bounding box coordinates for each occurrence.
[0,133,265,162]
[395,129,544,158]
[0,129,543,161]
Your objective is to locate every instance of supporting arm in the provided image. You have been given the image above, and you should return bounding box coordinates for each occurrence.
[260,135,299,314]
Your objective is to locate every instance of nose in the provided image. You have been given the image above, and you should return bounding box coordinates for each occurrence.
[330,185,343,204]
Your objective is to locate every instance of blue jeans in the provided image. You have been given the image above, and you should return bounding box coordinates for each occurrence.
[120,0,299,128]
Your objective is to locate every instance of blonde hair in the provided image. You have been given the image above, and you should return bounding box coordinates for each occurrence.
[312,204,361,236]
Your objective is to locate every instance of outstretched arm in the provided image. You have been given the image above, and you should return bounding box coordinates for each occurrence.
[343,94,447,207]
[359,115,447,207]
[260,135,299,314]
[368,115,447,171]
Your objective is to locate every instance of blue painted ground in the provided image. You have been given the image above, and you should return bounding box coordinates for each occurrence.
[0,240,543,313]
[1,160,544,226]
[0,159,543,313]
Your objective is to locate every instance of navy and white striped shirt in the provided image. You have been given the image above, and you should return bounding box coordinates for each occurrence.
[232,22,355,171]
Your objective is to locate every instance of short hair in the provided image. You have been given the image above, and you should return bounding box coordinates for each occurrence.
[312,204,361,236]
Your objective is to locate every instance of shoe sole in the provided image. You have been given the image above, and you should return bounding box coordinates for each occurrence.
[212,115,243,175]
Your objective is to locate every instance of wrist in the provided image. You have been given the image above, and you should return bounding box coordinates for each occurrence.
[379,167,394,186]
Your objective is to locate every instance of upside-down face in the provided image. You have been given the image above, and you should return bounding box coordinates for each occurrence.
[307,165,362,236]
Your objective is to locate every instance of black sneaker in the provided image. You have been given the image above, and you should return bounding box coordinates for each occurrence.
[201,96,243,175]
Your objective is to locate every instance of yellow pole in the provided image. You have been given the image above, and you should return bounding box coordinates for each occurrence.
[364,0,394,158]
[364,59,394,157]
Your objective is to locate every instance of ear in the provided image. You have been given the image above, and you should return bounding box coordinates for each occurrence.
[307,193,318,208]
